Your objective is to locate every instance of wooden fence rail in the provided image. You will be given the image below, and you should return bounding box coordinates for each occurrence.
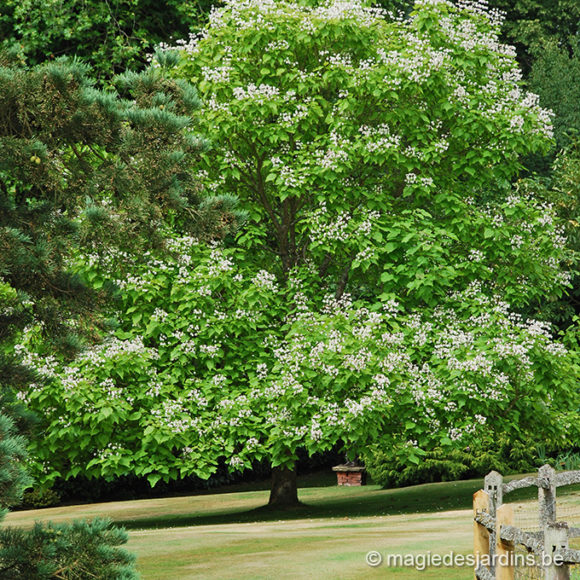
[474,465,580,580]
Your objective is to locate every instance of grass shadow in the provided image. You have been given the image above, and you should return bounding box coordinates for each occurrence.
[114,476,580,531]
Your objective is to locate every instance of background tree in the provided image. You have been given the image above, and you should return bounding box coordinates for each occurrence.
[0,0,223,81]
[528,43,580,150]
[516,139,580,326]
[20,0,579,507]
[484,0,580,74]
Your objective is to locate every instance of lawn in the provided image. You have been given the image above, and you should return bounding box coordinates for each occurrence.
[5,473,580,579]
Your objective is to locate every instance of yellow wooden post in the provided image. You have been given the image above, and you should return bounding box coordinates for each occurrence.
[474,490,490,579]
[496,503,514,580]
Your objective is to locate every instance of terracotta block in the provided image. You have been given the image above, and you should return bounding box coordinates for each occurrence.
[332,465,367,486]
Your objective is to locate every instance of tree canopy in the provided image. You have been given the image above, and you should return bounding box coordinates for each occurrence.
[173,0,558,306]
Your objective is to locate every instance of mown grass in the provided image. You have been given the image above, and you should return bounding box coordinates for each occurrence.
[5,472,580,579]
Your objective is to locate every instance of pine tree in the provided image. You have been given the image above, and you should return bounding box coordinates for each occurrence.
[0,414,29,522]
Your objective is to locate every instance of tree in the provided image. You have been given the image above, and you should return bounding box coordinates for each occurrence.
[0,0,222,81]
[484,0,580,73]
[0,413,29,522]
[528,43,580,150]
[0,52,239,571]
[21,0,580,507]
[0,518,138,579]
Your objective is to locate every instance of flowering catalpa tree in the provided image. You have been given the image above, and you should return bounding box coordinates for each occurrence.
[20,0,580,506]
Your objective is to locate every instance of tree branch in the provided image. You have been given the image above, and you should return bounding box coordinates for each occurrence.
[335,255,355,300]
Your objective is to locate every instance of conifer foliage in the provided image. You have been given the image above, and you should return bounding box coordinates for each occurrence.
[0,518,138,580]
[0,414,29,521]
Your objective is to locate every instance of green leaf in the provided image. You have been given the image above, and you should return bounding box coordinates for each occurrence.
[147,473,162,487]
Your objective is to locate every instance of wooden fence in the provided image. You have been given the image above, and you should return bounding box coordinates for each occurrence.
[473,465,580,580]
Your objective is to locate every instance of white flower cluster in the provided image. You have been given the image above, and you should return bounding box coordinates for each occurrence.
[16,345,59,378]
[256,363,268,379]
[279,103,309,128]
[151,399,199,434]
[468,249,485,262]
[344,348,373,372]
[448,353,493,376]
[252,269,278,292]
[359,123,401,153]
[202,64,232,84]
[88,336,152,361]
[96,442,124,461]
[312,1,387,27]
[233,83,280,103]
[228,456,245,469]
[315,146,349,171]
[152,308,169,322]
[206,247,235,276]
[99,378,123,400]
[199,344,221,358]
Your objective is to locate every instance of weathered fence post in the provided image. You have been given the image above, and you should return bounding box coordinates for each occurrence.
[496,504,514,580]
[484,470,504,517]
[474,490,490,579]
[544,522,570,580]
[539,464,556,529]
[484,470,503,573]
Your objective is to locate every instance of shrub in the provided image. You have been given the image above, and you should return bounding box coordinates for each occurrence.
[364,437,542,488]
[20,488,61,510]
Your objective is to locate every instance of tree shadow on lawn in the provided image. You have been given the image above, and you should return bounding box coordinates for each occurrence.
[115,475,576,531]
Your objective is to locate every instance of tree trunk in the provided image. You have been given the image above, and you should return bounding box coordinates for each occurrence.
[268,466,299,507]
